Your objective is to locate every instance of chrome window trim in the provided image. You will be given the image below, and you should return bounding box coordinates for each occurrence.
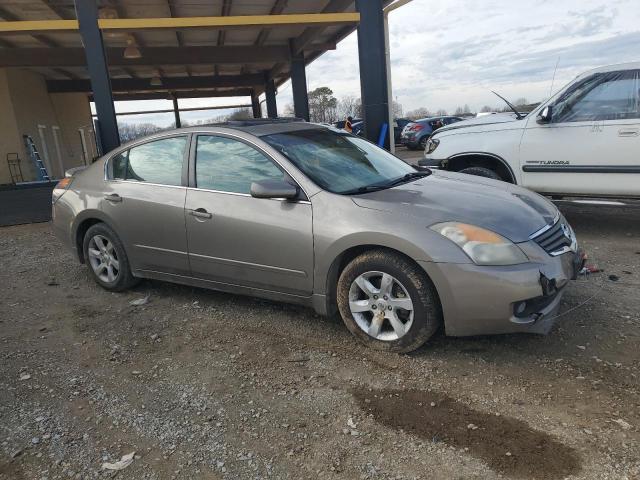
[105,179,186,190]
[185,186,311,205]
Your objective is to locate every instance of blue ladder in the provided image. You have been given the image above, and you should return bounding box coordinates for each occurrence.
[23,135,50,181]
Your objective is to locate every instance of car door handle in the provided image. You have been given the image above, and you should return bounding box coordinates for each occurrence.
[104,194,122,203]
[189,208,212,219]
[618,128,639,137]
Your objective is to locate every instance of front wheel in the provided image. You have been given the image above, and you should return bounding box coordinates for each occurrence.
[83,223,139,292]
[336,250,441,353]
[459,166,502,181]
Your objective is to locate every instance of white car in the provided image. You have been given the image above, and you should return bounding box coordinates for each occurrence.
[421,62,640,198]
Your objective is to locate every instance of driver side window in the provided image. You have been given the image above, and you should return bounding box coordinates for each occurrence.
[553,70,640,123]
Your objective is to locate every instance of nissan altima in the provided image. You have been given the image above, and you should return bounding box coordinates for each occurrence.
[52,121,583,353]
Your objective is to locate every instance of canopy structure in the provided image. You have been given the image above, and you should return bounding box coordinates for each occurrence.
[0,0,392,154]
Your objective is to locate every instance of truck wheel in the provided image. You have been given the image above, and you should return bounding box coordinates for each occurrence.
[459,166,502,181]
[336,249,441,353]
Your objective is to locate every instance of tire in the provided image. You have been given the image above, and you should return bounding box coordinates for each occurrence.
[82,223,139,292]
[459,166,502,181]
[336,249,441,353]
[418,136,428,150]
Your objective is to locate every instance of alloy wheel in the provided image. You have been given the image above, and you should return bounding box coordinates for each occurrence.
[87,234,120,283]
[348,271,414,341]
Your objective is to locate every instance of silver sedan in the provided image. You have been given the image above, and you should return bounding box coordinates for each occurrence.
[52,121,583,353]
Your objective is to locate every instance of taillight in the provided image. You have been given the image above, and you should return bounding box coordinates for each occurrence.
[413,125,424,131]
[52,177,73,204]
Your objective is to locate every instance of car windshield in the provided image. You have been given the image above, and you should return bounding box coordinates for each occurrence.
[262,128,417,194]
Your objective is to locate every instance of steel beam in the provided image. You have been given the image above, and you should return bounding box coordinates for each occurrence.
[172,95,181,128]
[0,13,359,34]
[265,76,278,118]
[355,0,390,149]
[251,90,261,119]
[74,0,119,154]
[289,42,309,121]
[105,89,254,101]
[47,74,267,93]
[0,45,304,67]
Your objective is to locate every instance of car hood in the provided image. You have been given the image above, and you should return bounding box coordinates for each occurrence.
[437,113,523,133]
[350,170,557,243]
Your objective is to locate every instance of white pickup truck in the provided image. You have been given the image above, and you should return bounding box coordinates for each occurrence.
[420,62,640,199]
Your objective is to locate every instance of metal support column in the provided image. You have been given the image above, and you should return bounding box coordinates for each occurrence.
[172,94,181,128]
[251,90,261,118]
[74,0,119,154]
[355,0,391,149]
[289,41,310,121]
[264,75,278,119]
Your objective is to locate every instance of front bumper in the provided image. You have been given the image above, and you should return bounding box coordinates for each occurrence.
[418,245,584,337]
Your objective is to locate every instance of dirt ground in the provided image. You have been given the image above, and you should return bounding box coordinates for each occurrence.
[1,201,639,480]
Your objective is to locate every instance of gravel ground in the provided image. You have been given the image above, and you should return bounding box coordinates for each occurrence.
[1,202,639,480]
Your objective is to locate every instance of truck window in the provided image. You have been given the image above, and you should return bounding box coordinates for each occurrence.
[553,70,640,122]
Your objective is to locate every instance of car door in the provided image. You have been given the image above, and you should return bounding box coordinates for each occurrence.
[184,133,314,296]
[520,69,640,196]
[102,134,190,275]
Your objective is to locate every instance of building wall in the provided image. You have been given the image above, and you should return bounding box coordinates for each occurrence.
[0,68,94,185]
[0,70,24,185]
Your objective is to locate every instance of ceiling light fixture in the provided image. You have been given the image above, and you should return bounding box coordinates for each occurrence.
[123,34,141,59]
[150,74,162,86]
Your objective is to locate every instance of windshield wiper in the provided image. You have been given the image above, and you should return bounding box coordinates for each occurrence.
[384,170,432,187]
[341,171,431,195]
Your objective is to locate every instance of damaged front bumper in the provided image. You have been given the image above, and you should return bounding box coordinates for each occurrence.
[418,244,585,337]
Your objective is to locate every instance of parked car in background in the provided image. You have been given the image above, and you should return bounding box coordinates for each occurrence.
[52,121,582,353]
[401,116,463,150]
[352,118,411,145]
[421,62,640,198]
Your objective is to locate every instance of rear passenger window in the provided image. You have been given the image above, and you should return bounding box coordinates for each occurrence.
[125,136,187,186]
[195,135,284,194]
[111,151,127,179]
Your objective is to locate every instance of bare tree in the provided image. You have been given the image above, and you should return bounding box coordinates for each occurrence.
[392,100,403,118]
[226,108,253,120]
[337,95,362,120]
[118,122,162,142]
[435,108,448,116]
[480,105,494,113]
[406,107,432,120]
[514,97,528,107]
[308,86,338,123]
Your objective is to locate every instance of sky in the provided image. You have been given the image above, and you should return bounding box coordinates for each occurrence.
[111,0,640,126]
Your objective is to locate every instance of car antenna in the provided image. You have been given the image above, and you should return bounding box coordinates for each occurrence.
[491,91,524,119]
[549,56,560,97]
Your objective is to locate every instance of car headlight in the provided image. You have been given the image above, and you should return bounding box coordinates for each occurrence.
[430,222,528,265]
[425,137,439,154]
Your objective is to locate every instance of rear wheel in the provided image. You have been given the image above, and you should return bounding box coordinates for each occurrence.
[83,223,139,292]
[459,166,502,181]
[337,250,441,353]
[418,136,428,150]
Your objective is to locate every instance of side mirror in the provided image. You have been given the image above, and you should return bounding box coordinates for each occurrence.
[250,179,298,200]
[537,105,553,124]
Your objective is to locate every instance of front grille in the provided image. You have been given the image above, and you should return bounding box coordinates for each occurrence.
[532,220,573,256]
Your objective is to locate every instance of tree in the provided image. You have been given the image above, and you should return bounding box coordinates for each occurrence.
[337,95,362,120]
[118,122,162,142]
[435,108,448,116]
[308,86,338,123]
[406,107,431,120]
[392,100,403,118]
[480,105,494,113]
[226,108,253,120]
[514,97,528,107]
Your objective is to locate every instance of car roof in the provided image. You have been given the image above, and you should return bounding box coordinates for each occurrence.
[575,61,640,79]
[414,116,456,123]
[173,119,331,137]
